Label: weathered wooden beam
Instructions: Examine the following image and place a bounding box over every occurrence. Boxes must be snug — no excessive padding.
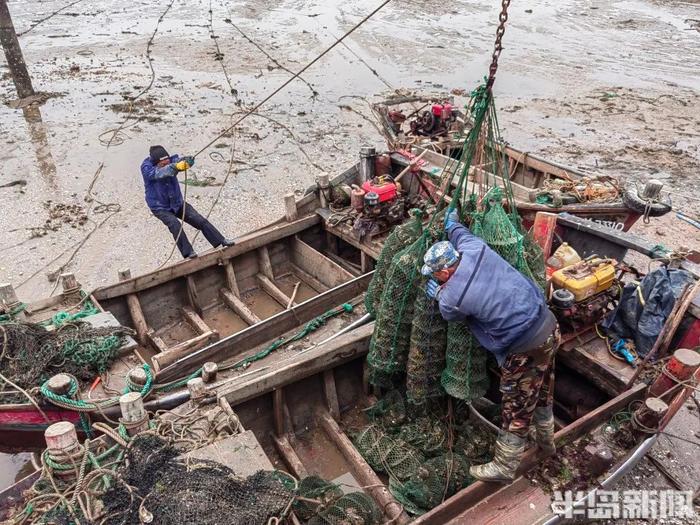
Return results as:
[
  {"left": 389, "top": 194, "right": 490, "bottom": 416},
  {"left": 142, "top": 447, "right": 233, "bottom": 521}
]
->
[
  {"left": 319, "top": 412, "right": 409, "bottom": 524},
  {"left": 93, "top": 215, "right": 320, "bottom": 300},
  {"left": 158, "top": 273, "right": 373, "bottom": 382},
  {"left": 220, "top": 288, "right": 261, "bottom": 325},
  {"left": 292, "top": 236, "right": 353, "bottom": 287},
  {"left": 257, "top": 247, "right": 275, "bottom": 280},
  {"left": 284, "top": 193, "right": 298, "bottom": 222},
  {"left": 223, "top": 261, "right": 241, "bottom": 298},
  {"left": 181, "top": 306, "right": 212, "bottom": 336},
  {"left": 146, "top": 330, "right": 168, "bottom": 354},
  {"left": 360, "top": 252, "right": 375, "bottom": 273},
  {"left": 272, "top": 434, "right": 308, "bottom": 479},
  {"left": 185, "top": 275, "right": 203, "bottom": 316},
  {"left": 323, "top": 370, "right": 340, "bottom": 420},
  {"left": 217, "top": 322, "right": 373, "bottom": 405},
  {"left": 257, "top": 273, "right": 294, "bottom": 308},
  {"left": 288, "top": 264, "right": 329, "bottom": 293},
  {"left": 273, "top": 388, "right": 285, "bottom": 437},
  {"left": 152, "top": 330, "right": 219, "bottom": 372}
]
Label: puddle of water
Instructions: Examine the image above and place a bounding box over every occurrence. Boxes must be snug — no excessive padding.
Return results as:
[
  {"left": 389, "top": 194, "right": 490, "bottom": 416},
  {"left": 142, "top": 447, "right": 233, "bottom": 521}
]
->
[{"left": 0, "top": 453, "right": 35, "bottom": 492}]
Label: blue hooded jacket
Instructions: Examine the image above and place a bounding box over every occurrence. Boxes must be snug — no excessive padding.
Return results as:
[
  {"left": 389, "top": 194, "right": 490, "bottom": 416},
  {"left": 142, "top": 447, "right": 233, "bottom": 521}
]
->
[
  {"left": 438, "top": 223, "right": 550, "bottom": 365},
  {"left": 141, "top": 155, "right": 183, "bottom": 212}
]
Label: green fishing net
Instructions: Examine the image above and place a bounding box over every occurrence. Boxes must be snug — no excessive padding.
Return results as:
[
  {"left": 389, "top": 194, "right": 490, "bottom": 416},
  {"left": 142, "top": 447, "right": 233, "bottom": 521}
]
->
[
  {"left": 366, "top": 233, "right": 429, "bottom": 387},
  {"left": 441, "top": 322, "right": 490, "bottom": 402},
  {"left": 307, "top": 492, "right": 381, "bottom": 525},
  {"left": 389, "top": 452, "right": 472, "bottom": 515},
  {"left": 293, "top": 476, "right": 344, "bottom": 521},
  {"left": 364, "top": 210, "right": 423, "bottom": 317},
  {"left": 353, "top": 425, "right": 426, "bottom": 481},
  {"left": 406, "top": 275, "right": 448, "bottom": 405}
]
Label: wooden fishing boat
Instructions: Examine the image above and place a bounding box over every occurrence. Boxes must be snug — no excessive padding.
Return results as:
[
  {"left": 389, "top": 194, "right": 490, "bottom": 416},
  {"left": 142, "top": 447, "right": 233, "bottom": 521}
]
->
[
  {"left": 2, "top": 209, "right": 698, "bottom": 522},
  {"left": 0, "top": 149, "right": 692, "bottom": 454}
]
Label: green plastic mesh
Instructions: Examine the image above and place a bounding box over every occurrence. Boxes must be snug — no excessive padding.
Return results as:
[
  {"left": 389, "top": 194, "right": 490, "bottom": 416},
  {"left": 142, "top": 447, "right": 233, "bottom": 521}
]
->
[
  {"left": 396, "top": 417, "right": 448, "bottom": 457},
  {"left": 353, "top": 425, "right": 426, "bottom": 481},
  {"left": 294, "top": 476, "right": 344, "bottom": 521},
  {"left": 406, "top": 276, "right": 448, "bottom": 405},
  {"left": 307, "top": 492, "right": 381, "bottom": 525},
  {"left": 366, "top": 234, "right": 429, "bottom": 386},
  {"left": 454, "top": 421, "right": 496, "bottom": 464},
  {"left": 389, "top": 452, "right": 473, "bottom": 515},
  {"left": 365, "top": 211, "right": 423, "bottom": 317},
  {"left": 364, "top": 389, "right": 408, "bottom": 428},
  {"left": 440, "top": 322, "right": 490, "bottom": 402}
]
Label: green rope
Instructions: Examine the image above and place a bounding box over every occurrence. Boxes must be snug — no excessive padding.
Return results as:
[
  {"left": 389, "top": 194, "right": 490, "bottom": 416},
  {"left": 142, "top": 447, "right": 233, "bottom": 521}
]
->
[
  {"left": 228, "top": 304, "right": 353, "bottom": 370},
  {"left": 41, "top": 364, "right": 154, "bottom": 412},
  {"left": 152, "top": 367, "right": 204, "bottom": 393},
  {"left": 50, "top": 298, "right": 99, "bottom": 327}
]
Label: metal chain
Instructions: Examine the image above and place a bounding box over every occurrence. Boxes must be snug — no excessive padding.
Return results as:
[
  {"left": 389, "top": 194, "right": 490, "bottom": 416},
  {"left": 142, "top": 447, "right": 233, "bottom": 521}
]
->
[{"left": 486, "top": 0, "right": 511, "bottom": 91}]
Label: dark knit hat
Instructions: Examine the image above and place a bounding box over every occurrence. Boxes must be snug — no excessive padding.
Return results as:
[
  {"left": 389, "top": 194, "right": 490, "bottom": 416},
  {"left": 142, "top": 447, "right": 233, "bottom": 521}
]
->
[{"left": 149, "top": 145, "right": 170, "bottom": 163}]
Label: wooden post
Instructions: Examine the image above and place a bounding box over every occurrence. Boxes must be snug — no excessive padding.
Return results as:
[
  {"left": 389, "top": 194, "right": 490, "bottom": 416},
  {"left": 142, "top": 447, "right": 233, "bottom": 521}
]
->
[
  {"left": 224, "top": 261, "right": 241, "bottom": 297},
  {"left": 127, "top": 367, "right": 148, "bottom": 389},
  {"left": 187, "top": 377, "right": 207, "bottom": 404},
  {"left": 273, "top": 388, "right": 285, "bottom": 437},
  {"left": 323, "top": 369, "right": 340, "bottom": 420},
  {"left": 648, "top": 348, "right": 700, "bottom": 398},
  {"left": 119, "top": 269, "right": 149, "bottom": 345},
  {"left": 632, "top": 397, "right": 668, "bottom": 437},
  {"left": 46, "top": 374, "right": 73, "bottom": 395},
  {"left": 60, "top": 273, "right": 80, "bottom": 294},
  {"left": 360, "top": 252, "right": 374, "bottom": 273},
  {"left": 0, "top": 0, "right": 35, "bottom": 100},
  {"left": 0, "top": 282, "right": 25, "bottom": 319},
  {"left": 119, "top": 392, "right": 149, "bottom": 435},
  {"left": 44, "top": 422, "right": 79, "bottom": 454},
  {"left": 318, "top": 174, "right": 330, "bottom": 208},
  {"left": 284, "top": 193, "right": 298, "bottom": 222},
  {"left": 185, "top": 275, "right": 203, "bottom": 316},
  {"left": 202, "top": 362, "right": 218, "bottom": 383},
  {"left": 257, "top": 247, "right": 275, "bottom": 280}
]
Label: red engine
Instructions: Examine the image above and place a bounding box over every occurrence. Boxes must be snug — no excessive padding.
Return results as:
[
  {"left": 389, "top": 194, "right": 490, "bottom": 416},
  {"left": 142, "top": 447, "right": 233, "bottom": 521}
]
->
[{"left": 361, "top": 179, "right": 397, "bottom": 203}]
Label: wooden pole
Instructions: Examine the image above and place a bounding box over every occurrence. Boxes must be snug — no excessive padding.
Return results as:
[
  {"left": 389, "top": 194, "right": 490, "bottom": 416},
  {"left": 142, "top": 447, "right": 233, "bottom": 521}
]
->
[{"left": 0, "top": 0, "right": 35, "bottom": 99}]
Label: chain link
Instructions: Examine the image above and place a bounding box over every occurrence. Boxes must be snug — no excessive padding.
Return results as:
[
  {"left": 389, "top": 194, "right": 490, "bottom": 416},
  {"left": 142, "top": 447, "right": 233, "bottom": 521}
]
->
[{"left": 486, "top": 0, "right": 511, "bottom": 91}]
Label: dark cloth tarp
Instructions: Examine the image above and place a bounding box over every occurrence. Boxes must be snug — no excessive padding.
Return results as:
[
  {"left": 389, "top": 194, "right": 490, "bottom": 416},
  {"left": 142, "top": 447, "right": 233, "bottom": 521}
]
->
[{"left": 602, "top": 267, "right": 694, "bottom": 358}]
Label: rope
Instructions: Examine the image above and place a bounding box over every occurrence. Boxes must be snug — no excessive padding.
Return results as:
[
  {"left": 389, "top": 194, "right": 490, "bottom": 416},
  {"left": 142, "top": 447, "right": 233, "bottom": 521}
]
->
[
  {"left": 192, "top": 0, "right": 392, "bottom": 158},
  {"left": 40, "top": 364, "right": 153, "bottom": 413},
  {"left": 222, "top": 303, "right": 353, "bottom": 371}
]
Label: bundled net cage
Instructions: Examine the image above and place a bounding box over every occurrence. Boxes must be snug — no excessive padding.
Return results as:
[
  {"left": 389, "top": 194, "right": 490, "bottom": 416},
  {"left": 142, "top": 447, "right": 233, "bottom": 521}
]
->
[
  {"left": 389, "top": 452, "right": 473, "bottom": 515},
  {"left": 366, "top": 234, "right": 429, "bottom": 387},
  {"left": 440, "top": 321, "right": 490, "bottom": 402},
  {"left": 353, "top": 425, "right": 426, "bottom": 481},
  {"left": 454, "top": 420, "right": 496, "bottom": 464},
  {"left": 396, "top": 416, "right": 448, "bottom": 457},
  {"left": 293, "top": 476, "right": 344, "bottom": 521},
  {"left": 364, "top": 210, "right": 423, "bottom": 317},
  {"left": 406, "top": 275, "right": 448, "bottom": 405},
  {"left": 307, "top": 492, "right": 381, "bottom": 525},
  {"left": 100, "top": 435, "right": 294, "bottom": 525},
  {"left": 0, "top": 321, "right": 132, "bottom": 402}
]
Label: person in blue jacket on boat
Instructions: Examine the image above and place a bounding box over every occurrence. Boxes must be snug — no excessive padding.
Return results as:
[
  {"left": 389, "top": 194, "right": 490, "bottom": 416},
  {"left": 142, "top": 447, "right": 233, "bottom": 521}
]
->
[
  {"left": 422, "top": 209, "right": 560, "bottom": 483},
  {"left": 141, "top": 145, "right": 235, "bottom": 258}
]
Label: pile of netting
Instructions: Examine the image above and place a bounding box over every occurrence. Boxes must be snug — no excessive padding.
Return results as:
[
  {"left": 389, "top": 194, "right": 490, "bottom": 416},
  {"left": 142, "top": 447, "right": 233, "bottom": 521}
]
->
[
  {"left": 99, "top": 434, "right": 296, "bottom": 525},
  {"left": 0, "top": 320, "right": 134, "bottom": 403},
  {"left": 351, "top": 391, "right": 495, "bottom": 515},
  {"left": 365, "top": 81, "right": 547, "bottom": 404}
]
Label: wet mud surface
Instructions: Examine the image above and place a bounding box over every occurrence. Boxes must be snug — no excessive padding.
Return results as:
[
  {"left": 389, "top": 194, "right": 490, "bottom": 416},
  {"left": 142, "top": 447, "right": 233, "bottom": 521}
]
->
[{"left": 0, "top": 0, "right": 698, "bottom": 498}]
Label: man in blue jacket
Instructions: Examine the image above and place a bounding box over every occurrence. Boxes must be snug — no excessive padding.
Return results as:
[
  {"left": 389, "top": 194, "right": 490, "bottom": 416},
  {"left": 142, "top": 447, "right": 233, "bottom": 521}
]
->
[
  {"left": 141, "top": 145, "right": 235, "bottom": 258},
  {"left": 423, "top": 210, "right": 560, "bottom": 482}
]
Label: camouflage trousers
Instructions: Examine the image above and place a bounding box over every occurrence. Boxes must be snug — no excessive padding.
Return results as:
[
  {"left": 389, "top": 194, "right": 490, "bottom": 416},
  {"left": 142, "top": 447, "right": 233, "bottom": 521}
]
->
[{"left": 500, "top": 325, "right": 561, "bottom": 438}]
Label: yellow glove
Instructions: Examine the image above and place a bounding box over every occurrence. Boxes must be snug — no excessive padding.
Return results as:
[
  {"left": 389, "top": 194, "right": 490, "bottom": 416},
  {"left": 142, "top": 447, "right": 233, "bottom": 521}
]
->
[{"left": 175, "top": 160, "right": 189, "bottom": 171}]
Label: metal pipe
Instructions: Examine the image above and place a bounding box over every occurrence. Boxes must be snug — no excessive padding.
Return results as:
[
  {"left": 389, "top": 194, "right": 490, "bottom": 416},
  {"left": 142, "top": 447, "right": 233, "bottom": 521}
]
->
[
  {"left": 541, "top": 434, "right": 658, "bottom": 525},
  {"left": 359, "top": 146, "right": 376, "bottom": 182},
  {"left": 310, "top": 313, "right": 372, "bottom": 349}
]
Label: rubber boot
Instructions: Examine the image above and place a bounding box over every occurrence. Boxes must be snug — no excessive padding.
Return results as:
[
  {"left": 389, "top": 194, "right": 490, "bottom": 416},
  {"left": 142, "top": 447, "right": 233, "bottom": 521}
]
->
[
  {"left": 533, "top": 405, "right": 556, "bottom": 456},
  {"left": 469, "top": 431, "right": 526, "bottom": 483}
]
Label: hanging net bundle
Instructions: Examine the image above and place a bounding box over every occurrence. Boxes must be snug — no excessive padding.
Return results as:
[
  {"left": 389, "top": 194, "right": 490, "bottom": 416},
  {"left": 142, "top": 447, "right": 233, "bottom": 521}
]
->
[
  {"left": 441, "top": 321, "right": 490, "bottom": 402},
  {"left": 353, "top": 424, "right": 426, "bottom": 481}
]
